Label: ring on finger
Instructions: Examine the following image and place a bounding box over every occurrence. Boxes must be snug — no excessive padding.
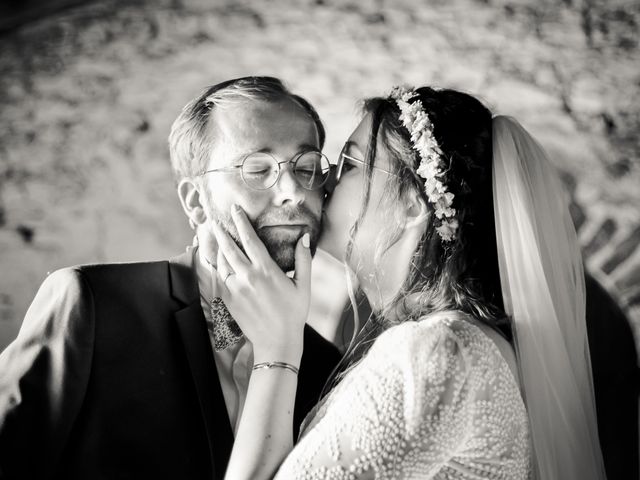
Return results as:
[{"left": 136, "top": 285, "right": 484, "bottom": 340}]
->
[{"left": 222, "top": 271, "right": 235, "bottom": 284}]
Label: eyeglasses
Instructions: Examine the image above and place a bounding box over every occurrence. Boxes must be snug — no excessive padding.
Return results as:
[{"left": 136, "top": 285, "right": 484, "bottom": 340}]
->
[
  {"left": 336, "top": 144, "right": 396, "bottom": 183},
  {"left": 200, "top": 150, "right": 332, "bottom": 191}
]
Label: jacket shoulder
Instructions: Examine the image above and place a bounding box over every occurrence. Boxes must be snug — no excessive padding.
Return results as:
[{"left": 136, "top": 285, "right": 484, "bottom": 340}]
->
[
  {"left": 73, "top": 259, "right": 170, "bottom": 276},
  {"left": 70, "top": 260, "right": 172, "bottom": 292}
]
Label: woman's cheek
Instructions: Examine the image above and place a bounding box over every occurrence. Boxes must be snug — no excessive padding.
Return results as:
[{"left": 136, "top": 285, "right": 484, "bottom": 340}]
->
[{"left": 319, "top": 183, "right": 359, "bottom": 257}]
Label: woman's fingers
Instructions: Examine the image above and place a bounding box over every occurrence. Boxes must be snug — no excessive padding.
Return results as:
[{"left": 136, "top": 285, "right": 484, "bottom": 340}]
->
[
  {"left": 293, "top": 233, "right": 312, "bottom": 295},
  {"left": 230, "top": 205, "right": 270, "bottom": 265},
  {"left": 216, "top": 246, "right": 232, "bottom": 300},
  {"left": 211, "top": 219, "right": 249, "bottom": 272}
]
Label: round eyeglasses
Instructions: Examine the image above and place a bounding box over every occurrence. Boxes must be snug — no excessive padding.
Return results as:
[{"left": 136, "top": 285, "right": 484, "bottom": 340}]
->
[{"left": 200, "top": 150, "right": 332, "bottom": 191}]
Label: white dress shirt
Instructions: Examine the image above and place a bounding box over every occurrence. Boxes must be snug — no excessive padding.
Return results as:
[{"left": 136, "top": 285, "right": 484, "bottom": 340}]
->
[{"left": 195, "top": 247, "right": 253, "bottom": 434}]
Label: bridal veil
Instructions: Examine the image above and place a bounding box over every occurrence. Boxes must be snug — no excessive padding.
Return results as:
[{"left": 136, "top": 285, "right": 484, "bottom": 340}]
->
[{"left": 492, "top": 116, "right": 607, "bottom": 479}]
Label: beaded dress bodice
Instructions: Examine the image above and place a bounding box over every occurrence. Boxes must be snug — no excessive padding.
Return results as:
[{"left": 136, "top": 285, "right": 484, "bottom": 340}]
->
[{"left": 275, "top": 313, "right": 532, "bottom": 479}]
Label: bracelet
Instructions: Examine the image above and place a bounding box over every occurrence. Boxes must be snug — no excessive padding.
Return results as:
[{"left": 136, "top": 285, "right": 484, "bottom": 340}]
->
[{"left": 252, "top": 361, "right": 299, "bottom": 375}]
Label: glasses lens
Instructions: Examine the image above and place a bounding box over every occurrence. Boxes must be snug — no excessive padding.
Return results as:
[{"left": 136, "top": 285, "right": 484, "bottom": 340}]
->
[
  {"left": 241, "top": 153, "right": 278, "bottom": 190},
  {"left": 294, "top": 151, "right": 330, "bottom": 190}
]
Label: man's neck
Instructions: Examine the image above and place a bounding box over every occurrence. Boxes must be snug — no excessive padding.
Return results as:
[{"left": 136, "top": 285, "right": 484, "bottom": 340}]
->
[{"left": 195, "top": 246, "right": 216, "bottom": 301}]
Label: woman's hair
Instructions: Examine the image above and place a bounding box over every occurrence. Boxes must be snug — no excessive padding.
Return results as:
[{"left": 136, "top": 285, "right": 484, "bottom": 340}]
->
[{"left": 335, "top": 87, "right": 509, "bottom": 377}]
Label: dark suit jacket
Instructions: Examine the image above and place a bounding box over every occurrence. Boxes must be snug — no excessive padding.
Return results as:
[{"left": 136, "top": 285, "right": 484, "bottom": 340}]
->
[{"left": 0, "top": 251, "right": 341, "bottom": 480}]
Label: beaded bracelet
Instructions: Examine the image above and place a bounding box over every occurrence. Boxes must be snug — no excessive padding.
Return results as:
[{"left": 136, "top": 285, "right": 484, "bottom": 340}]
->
[{"left": 252, "top": 361, "right": 299, "bottom": 375}]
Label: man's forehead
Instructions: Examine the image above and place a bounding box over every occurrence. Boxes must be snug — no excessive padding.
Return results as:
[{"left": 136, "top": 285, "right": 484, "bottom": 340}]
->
[{"left": 208, "top": 97, "right": 318, "bottom": 151}]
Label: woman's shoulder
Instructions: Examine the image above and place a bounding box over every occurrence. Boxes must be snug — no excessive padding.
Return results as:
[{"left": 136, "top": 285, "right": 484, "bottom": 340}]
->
[
  {"left": 368, "top": 311, "right": 507, "bottom": 373},
  {"left": 372, "top": 311, "right": 476, "bottom": 352}
]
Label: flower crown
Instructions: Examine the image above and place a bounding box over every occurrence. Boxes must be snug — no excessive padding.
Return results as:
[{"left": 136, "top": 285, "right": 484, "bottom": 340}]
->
[{"left": 389, "top": 86, "right": 458, "bottom": 243}]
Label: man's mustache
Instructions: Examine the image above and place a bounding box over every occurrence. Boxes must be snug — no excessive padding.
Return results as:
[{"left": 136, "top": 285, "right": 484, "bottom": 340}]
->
[{"left": 255, "top": 205, "right": 321, "bottom": 228}]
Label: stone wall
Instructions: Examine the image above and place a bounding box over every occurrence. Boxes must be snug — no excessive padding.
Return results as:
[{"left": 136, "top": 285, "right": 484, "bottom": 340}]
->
[{"left": 0, "top": 0, "right": 639, "bottom": 351}]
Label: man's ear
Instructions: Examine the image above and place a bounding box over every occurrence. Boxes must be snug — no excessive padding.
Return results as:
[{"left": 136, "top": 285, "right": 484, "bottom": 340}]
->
[
  {"left": 177, "top": 178, "right": 207, "bottom": 229},
  {"left": 404, "top": 191, "right": 429, "bottom": 230}
]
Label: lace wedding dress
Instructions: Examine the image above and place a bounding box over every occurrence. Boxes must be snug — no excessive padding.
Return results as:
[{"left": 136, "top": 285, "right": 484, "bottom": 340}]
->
[{"left": 276, "top": 312, "right": 531, "bottom": 479}]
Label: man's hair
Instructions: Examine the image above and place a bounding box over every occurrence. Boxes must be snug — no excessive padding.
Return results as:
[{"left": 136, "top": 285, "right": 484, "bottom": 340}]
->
[{"left": 168, "top": 76, "right": 326, "bottom": 181}]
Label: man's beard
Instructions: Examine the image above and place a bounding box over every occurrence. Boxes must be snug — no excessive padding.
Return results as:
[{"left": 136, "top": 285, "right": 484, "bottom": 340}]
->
[{"left": 205, "top": 199, "right": 321, "bottom": 272}]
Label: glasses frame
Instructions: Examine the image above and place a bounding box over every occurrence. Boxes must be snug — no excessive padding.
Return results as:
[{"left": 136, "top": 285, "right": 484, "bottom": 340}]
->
[
  {"left": 336, "top": 145, "right": 397, "bottom": 183},
  {"left": 200, "top": 149, "right": 331, "bottom": 191}
]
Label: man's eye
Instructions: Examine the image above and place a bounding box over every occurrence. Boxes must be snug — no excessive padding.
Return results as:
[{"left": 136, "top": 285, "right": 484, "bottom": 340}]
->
[{"left": 243, "top": 164, "right": 273, "bottom": 176}]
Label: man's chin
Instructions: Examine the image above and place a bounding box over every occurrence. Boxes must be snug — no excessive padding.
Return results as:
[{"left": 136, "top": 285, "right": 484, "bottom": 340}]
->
[
  {"left": 268, "top": 244, "right": 297, "bottom": 272},
  {"left": 259, "top": 227, "right": 318, "bottom": 272}
]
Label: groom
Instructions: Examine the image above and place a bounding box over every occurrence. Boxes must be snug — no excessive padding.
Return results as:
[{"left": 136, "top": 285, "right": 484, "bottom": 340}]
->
[{"left": 0, "top": 77, "right": 341, "bottom": 480}]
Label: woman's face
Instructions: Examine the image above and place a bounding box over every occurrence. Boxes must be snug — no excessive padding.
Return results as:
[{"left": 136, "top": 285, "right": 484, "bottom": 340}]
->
[{"left": 318, "top": 113, "right": 394, "bottom": 272}]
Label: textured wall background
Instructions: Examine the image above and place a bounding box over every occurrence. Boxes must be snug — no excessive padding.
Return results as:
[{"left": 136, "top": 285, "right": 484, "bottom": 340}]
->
[{"left": 0, "top": 0, "right": 639, "bottom": 351}]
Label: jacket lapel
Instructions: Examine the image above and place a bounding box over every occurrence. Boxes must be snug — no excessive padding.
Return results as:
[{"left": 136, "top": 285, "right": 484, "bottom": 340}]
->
[{"left": 170, "top": 249, "right": 234, "bottom": 480}]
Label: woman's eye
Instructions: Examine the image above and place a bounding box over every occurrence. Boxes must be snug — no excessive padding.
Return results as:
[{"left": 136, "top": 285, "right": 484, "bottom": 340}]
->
[
  {"left": 342, "top": 162, "right": 356, "bottom": 173},
  {"left": 340, "top": 155, "right": 361, "bottom": 173}
]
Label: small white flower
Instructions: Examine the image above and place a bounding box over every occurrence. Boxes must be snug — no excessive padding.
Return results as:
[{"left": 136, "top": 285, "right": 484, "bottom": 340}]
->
[
  {"left": 413, "top": 136, "right": 430, "bottom": 156},
  {"left": 435, "top": 219, "right": 459, "bottom": 242},
  {"left": 442, "top": 191, "right": 455, "bottom": 207},
  {"left": 411, "top": 115, "right": 429, "bottom": 136},
  {"left": 424, "top": 177, "right": 446, "bottom": 201},
  {"left": 416, "top": 160, "right": 440, "bottom": 180},
  {"left": 434, "top": 195, "right": 455, "bottom": 219}
]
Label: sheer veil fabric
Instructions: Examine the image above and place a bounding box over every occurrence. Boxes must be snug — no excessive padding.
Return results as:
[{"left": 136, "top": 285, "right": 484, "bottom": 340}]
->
[{"left": 492, "top": 116, "right": 607, "bottom": 479}]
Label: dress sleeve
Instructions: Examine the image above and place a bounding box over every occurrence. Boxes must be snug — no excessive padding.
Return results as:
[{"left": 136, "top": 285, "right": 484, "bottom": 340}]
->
[
  {"left": 0, "top": 268, "right": 95, "bottom": 479},
  {"left": 275, "top": 317, "right": 474, "bottom": 479}
]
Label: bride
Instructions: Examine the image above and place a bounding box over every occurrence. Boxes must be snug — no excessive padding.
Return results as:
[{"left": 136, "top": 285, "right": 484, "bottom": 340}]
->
[{"left": 210, "top": 86, "right": 607, "bottom": 479}]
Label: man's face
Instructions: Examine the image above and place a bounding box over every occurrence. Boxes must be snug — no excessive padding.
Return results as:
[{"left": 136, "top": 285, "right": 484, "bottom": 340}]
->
[{"left": 200, "top": 97, "right": 324, "bottom": 272}]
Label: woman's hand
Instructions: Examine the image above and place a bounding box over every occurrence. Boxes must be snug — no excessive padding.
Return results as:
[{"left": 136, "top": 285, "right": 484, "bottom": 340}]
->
[
  {"left": 214, "top": 206, "right": 309, "bottom": 480},
  {"left": 211, "top": 204, "right": 312, "bottom": 366}
]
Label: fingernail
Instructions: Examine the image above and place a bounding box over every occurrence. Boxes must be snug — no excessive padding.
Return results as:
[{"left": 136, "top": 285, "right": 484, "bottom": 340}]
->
[
  {"left": 302, "top": 233, "right": 310, "bottom": 248},
  {"left": 232, "top": 204, "right": 241, "bottom": 214}
]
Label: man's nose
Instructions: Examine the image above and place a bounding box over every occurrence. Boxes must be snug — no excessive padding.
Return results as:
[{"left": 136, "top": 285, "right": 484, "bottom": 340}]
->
[{"left": 272, "top": 165, "right": 305, "bottom": 206}]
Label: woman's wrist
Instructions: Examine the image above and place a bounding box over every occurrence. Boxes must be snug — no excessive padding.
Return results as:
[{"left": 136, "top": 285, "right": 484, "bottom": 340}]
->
[
  {"left": 252, "top": 361, "right": 299, "bottom": 375},
  {"left": 252, "top": 340, "right": 303, "bottom": 367}
]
